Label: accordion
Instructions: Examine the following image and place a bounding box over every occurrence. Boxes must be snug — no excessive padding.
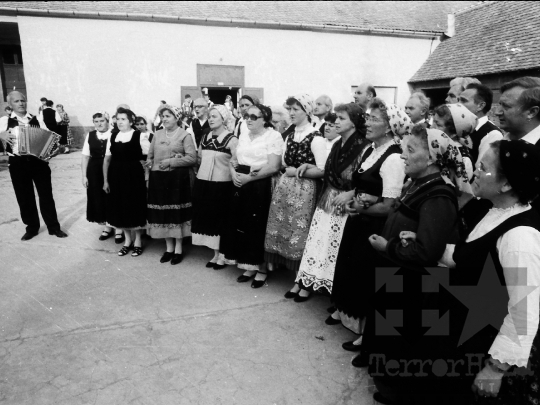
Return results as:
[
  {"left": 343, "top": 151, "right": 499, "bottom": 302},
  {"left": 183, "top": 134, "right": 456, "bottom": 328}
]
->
[{"left": 18, "top": 126, "right": 61, "bottom": 160}]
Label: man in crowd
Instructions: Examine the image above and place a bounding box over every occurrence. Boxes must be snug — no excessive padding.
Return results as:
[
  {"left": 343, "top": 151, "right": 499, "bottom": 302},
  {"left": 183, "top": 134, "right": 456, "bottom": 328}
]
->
[
  {"left": 38, "top": 97, "right": 47, "bottom": 114},
  {"left": 188, "top": 98, "right": 210, "bottom": 147},
  {"left": 234, "top": 95, "right": 257, "bottom": 137},
  {"left": 313, "top": 95, "right": 332, "bottom": 134},
  {"left": 458, "top": 83, "right": 503, "bottom": 163},
  {"left": 405, "top": 92, "right": 430, "bottom": 126},
  {"left": 182, "top": 94, "right": 193, "bottom": 118},
  {"left": 445, "top": 76, "right": 481, "bottom": 104},
  {"left": 0, "top": 91, "right": 67, "bottom": 240},
  {"left": 202, "top": 88, "right": 214, "bottom": 109},
  {"left": 353, "top": 83, "right": 376, "bottom": 110},
  {"left": 39, "top": 99, "right": 61, "bottom": 133},
  {"left": 153, "top": 100, "right": 166, "bottom": 131}
]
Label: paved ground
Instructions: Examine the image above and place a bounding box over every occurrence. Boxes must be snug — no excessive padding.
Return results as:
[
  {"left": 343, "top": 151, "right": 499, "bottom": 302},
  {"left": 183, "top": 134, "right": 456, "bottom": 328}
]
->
[{"left": 0, "top": 152, "right": 375, "bottom": 405}]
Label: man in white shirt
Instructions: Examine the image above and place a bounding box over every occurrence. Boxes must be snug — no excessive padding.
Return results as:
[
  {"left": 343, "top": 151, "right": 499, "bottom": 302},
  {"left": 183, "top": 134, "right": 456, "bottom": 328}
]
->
[
  {"left": 458, "top": 83, "right": 503, "bottom": 164},
  {"left": 353, "top": 83, "right": 376, "bottom": 110},
  {"left": 0, "top": 91, "right": 67, "bottom": 240},
  {"left": 188, "top": 98, "right": 210, "bottom": 147},
  {"left": 313, "top": 95, "right": 332, "bottom": 134},
  {"left": 405, "top": 92, "right": 430, "bottom": 126}
]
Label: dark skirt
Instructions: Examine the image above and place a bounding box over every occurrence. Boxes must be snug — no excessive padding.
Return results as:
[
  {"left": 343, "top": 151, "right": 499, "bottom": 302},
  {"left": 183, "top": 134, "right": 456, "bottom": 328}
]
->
[
  {"left": 191, "top": 179, "right": 234, "bottom": 249},
  {"left": 86, "top": 157, "right": 107, "bottom": 224},
  {"left": 57, "top": 125, "right": 68, "bottom": 145},
  {"left": 220, "top": 170, "right": 272, "bottom": 270},
  {"left": 331, "top": 214, "right": 387, "bottom": 320},
  {"left": 106, "top": 160, "right": 147, "bottom": 229},
  {"left": 147, "top": 168, "right": 192, "bottom": 239}
]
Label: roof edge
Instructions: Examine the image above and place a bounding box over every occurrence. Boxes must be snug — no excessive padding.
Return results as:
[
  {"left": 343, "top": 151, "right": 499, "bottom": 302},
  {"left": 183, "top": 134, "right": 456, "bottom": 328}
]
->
[
  {"left": 0, "top": 6, "right": 444, "bottom": 38},
  {"left": 454, "top": 1, "right": 494, "bottom": 16}
]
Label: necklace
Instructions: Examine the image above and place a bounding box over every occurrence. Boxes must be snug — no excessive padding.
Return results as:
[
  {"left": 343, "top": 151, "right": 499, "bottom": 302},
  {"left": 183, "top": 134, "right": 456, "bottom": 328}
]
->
[
  {"left": 403, "top": 177, "right": 440, "bottom": 198},
  {"left": 165, "top": 127, "right": 179, "bottom": 138}
]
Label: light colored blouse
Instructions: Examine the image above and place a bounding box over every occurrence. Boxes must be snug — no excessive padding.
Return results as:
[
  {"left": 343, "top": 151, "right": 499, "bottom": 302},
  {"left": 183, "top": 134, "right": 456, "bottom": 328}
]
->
[
  {"left": 325, "top": 136, "right": 341, "bottom": 157},
  {"left": 197, "top": 131, "right": 238, "bottom": 182},
  {"left": 148, "top": 129, "right": 196, "bottom": 171},
  {"left": 358, "top": 141, "right": 406, "bottom": 199},
  {"left": 105, "top": 129, "right": 151, "bottom": 156},
  {"left": 282, "top": 122, "right": 327, "bottom": 170},
  {"left": 236, "top": 127, "right": 284, "bottom": 167},
  {"left": 441, "top": 203, "right": 540, "bottom": 367},
  {"left": 82, "top": 129, "right": 111, "bottom": 156}
]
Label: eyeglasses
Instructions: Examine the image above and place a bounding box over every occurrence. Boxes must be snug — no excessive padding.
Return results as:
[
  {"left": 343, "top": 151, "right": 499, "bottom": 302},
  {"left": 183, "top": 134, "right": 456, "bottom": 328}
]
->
[
  {"left": 194, "top": 105, "right": 206, "bottom": 109},
  {"left": 366, "top": 116, "right": 385, "bottom": 123},
  {"left": 243, "top": 114, "right": 262, "bottom": 121}
]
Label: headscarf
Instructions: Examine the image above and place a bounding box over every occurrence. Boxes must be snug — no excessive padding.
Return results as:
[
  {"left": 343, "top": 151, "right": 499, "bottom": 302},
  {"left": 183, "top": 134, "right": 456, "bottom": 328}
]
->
[
  {"left": 291, "top": 93, "right": 315, "bottom": 119},
  {"left": 427, "top": 128, "right": 473, "bottom": 196},
  {"left": 209, "top": 104, "right": 234, "bottom": 132},
  {"left": 499, "top": 140, "right": 540, "bottom": 204},
  {"left": 386, "top": 104, "right": 413, "bottom": 139},
  {"left": 159, "top": 104, "right": 182, "bottom": 120},
  {"left": 446, "top": 103, "right": 477, "bottom": 149},
  {"left": 93, "top": 110, "right": 110, "bottom": 122}
]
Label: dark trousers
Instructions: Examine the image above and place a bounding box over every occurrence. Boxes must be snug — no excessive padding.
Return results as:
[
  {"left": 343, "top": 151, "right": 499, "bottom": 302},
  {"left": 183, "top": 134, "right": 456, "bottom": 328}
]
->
[{"left": 8, "top": 155, "right": 60, "bottom": 234}]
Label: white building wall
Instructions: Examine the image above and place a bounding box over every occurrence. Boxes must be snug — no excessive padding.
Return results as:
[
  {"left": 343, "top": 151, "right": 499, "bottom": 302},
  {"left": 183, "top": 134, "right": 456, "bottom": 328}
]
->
[{"left": 17, "top": 15, "right": 439, "bottom": 127}]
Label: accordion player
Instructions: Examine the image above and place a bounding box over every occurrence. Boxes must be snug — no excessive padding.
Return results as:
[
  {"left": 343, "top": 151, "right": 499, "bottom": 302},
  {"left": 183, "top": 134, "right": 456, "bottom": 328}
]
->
[{"left": 17, "top": 125, "right": 61, "bottom": 160}]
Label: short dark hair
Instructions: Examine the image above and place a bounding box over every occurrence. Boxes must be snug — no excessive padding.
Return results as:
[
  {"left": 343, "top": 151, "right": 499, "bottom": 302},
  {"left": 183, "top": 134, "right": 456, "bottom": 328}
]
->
[
  {"left": 160, "top": 100, "right": 166, "bottom": 104},
  {"left": 5, "top": 106, "right": 12, "bottom": 111},
  {"left": 45, "top": 100, "right": 53, "bottom": 107},
  {"left": 433, "top": 104, "right": 456, "bottom": 135},
  {"left": 92, "top": 112, "right": 109, "bottom": 121},
  {"left": 248, "top": 104, "right": 274, "bottom": 128},
  {"left": 40, "top": 97, "right": 47, "bottom": 102},
  {"left": 116, "top": 107, "right": 136, "bottom": 124},
  {"left": 324, "top": 112, "right": 337, "bottom": 124},
  {"left": 366, "top": 85, "right": 377, "bottom": 98},
  {"left": 500, "top": 76, "right": 540, "bottom": 94},
  {"left": 135, "top": 116, "right": 147, "bottom": 125},
  {"left": 334, "top": 102, "right": 367, "bottom": 137},
  {"left": 240, "top": 95, "right": 256, "bottom": 105},
  {"left": 185, "top": 94, "right": 191, "bottom": 98},
  {"left": 519, "top": 87, "right": 540, "bottom": 118},
  {"left": 466, "top": 83, "right": 493, "bottom": 114}
]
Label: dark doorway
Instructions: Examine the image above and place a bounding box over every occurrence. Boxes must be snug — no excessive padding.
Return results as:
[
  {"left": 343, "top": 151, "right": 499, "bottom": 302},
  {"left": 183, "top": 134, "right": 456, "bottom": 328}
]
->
[
  {"left": 423, "top": 88, "right": 449, "bottom": 109},
  {"left": 205, "top": 87, "right": 240, "bottom": 108}
]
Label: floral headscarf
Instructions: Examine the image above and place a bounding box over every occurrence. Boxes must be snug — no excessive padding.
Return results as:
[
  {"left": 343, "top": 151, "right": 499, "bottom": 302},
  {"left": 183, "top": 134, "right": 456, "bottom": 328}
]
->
[
  {"left": 427, "top": 128, "right": 473, "bottom": 196},
  {"left": 209, "top": 104, "right": 234, "bottom": 132},
  {"left": 93, "top": 110, "right": 110, "bottom": 122},
  {"left": 159, "top": 104, "right": 182, "bottom": 120},
  {"left": 291, "top": 93, "right": 315, "bottom": 118},
  {"left": 386, "top": 104, "right": 413, "bottom": 140},
  {"left": 446, "top": 103, "right": 477, "bottom": 149}
]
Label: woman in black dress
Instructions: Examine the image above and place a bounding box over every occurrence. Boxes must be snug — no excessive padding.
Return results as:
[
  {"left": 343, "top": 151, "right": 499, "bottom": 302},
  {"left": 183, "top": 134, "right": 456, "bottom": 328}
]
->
[{"left": 103, "top": 108, "right": 149, "bottom": 257}]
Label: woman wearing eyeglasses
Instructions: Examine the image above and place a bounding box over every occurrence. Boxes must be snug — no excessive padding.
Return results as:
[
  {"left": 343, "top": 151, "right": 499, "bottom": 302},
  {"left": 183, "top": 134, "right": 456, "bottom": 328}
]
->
[
  {"left": 219, "top": 104, "right": 284, "bottom": 288},
  {"left": 264, "top": 94, "right": 326, "bottom": 291}
]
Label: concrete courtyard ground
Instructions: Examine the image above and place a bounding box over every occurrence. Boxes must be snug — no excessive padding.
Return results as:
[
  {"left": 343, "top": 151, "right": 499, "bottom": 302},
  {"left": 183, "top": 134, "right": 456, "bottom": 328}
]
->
[{"left": 0, "top": 151, "right": 375, "bottom": 405}]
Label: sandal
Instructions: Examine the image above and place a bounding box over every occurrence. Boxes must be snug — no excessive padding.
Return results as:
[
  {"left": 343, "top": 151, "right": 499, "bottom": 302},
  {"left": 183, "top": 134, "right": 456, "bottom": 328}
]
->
[
  {"left": 118, "top": 244, "right": 132, "bottom": 256},
  {"left": 131, "top": 246, "right": 143, "bottom": 257},
  {"left": 99, "top": 230, "right": 114, "bottom": 241}
]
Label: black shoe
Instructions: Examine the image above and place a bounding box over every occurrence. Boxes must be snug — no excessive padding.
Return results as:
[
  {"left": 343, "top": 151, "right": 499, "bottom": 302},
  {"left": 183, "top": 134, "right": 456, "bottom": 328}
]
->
[
  {"left": 160, "top": 252, "right": 173, "bottom": 263},
  {"left": 327, "top": 306, "right": 336, "bottom": 314},
  {"left": 21, "top": 232, "right": 38, "bottom": 241},
  {"left": 325, "top": 315, "right": 341, "bottom": 325},
  {"left": 342, "top": 340, "right": 363, "bottom": 352},
  {"left": 49, "top": 229, "right": 68, "bottom": 238},
  {"left": 115, "top": 234, "right": 125, "bottom": 244},
  {"left": 213, "top": 264, "right": 227, "bottom": 270},
  {"left": 118, "top": 244, "right": 133, "bottom": 256},
  {"left": 206, "top": 261, "right": 216, "bottom": 268},
  {"left": 99, "top": 230, "right": 114, "bottom": 241},
  {"left": 373, "top": 392, "right": 394, "bottom": 405},
  {"left": 352, "top": 352, "right": 369, "bottom": 368},
  {"left": 294, "top": 292, "right": 311, "bottom": 303},
  {"left": 171, "top": 253, "right": 183, "bottom": 265},
  {"left": 237, "top": 273, "right": 256, "bottom": 283},
  {"left": 284, "top": 290, "right": 298, "bottom": 299},
  {"left": 251, "top": 273, "right": 267, "bottom": 289}
]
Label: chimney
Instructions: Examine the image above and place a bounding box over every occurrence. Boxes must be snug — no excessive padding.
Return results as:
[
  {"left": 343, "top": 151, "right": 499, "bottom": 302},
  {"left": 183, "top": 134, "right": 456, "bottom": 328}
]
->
[{"left": 445, "top": 14, "right": 455, "bottom": 37}]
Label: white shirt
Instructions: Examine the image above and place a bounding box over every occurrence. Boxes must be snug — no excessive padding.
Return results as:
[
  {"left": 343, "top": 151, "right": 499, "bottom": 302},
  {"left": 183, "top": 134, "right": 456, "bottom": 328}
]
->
[
  {"left": 325, "top": 136, "right": 341, "bottom": 157},
  {"left": 282, "top": 123, "right": 327, "bottom": 170},
  {"left": 105, "top": 130, "right": 151, "bottom": 156},
  {"left": 358, "top": 141, "right": 406, "bottom": 198},
  {"left": 236, "top": 128, "right": 284, "bottom": 167},
  {"left": 38, "top": 107, "right": 62, "bottom": 124},
  {"left": 441, "top": 204, "right": 540, "bottom": 367},
  {"left": 81, "top": 129, "right": 111, "bottom": 156},
  {"left": 520, "top": 123, "right": 540, "bottom": 145},
  {"left": 0, "top": 112, "right": 47, "bottom": 155},
  {"left": 476, "top": 116, "right": 503, "bottom": 160}
]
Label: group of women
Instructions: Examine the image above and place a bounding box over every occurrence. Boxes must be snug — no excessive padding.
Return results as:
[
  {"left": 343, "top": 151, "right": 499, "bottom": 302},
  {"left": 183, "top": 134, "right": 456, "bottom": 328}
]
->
[{"left": 80, "top": 91, "right": 540, "bottom": 404}]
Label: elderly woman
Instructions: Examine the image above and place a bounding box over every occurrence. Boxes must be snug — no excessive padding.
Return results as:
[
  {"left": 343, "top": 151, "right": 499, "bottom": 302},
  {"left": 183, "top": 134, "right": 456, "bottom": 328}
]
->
[
  {"left": 329, "top": 101, "right": 410, "bottom": 349},
  {"left": 429, "top": 140, "right": 540, "bottom": 404},
  {"left": 294, "top": 103, "right": 369, "bottom": 302},
  {"left": 264, "top": 94, "right": 326, "bottom": 289},
  {"left": 103, "top": 108, "right": 150, "bottom": 256},
  {"left": 367, "top": 126, "right": 472, "bottom": 405},
  {"left": 192, "top": 105, "right": 238, "bottom": 269},
  {"left": 81, "top": 111, "right": 123, "bottom": 241},
  {"left": 270, "top": 105, "right": 292, "bottom": 136},
  {"left": 56, "top": 104, "right": 73, "bottom": 154},
  {"left": 146, "top": 105, "right": 196, "bottom": 265},
  {"left": 219, "top": 104, "right": 284, "bottom": 287}
]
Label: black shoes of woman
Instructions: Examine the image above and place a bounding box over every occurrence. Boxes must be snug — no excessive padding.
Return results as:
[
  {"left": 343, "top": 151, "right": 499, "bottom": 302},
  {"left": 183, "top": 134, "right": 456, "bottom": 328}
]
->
[
  {"left": 118, "top": 244, "right": 133, "bottom": 256},
  {"left": 284, "top": 290, "right": 298, "bottom": 299},
  {"left": 115, "top": 234, "right": 125, "bottom": 244},
  {"left": 342, "top": 340, "right": 363, "bottom": 352},
  {"left": 237, "top": 272, "right": 256, "bottom": 283},
  {"left": 161, "top": 252, "right": 174, "bottom": 263},
  {"left": 205, "top": 261, "right": 216, "bottom": 268},
  {"left": 251, "top": 272, "right": 267, "bottom": 289},
  {"left": 207, "top": 261, "right": 227, "bottom": 270},
  {"left": 294, "top": 291, "right": 311, "bottom": 303},
  {"left": 99, "top": 230, "right": 113, "bottom": 241},
  {"left": 131, "top": 247, "right": 143, "bottom": 257},
  {"left": 171, "top": 253, "right": 183, "bottom": 265},
  {"left": 325, "top": 315, "right": 341, "bottom": 325}
]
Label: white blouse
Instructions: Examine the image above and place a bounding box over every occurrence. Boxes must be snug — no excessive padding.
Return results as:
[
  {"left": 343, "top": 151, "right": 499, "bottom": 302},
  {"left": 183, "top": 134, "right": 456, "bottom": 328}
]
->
[
  {"left": 442, "top": 204, "right": 540, "bottom": 367},
  {"left": 326, "top": 136, "right": 341, "bottom": 157},
  {"left": 81, "top": 129, "right": 111, "bottom": 156},
  {"left": 282, "top": 123, "right": 327, "bottom": 170},
  {"left": 105, "top": 130, "right": 151, "bottom": 156},
  {"left": 236, "top": 128, "right": 284, "bottom": 167},
  {"left": 358, "top": 141, "right": 406, "bottom": 199}
]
